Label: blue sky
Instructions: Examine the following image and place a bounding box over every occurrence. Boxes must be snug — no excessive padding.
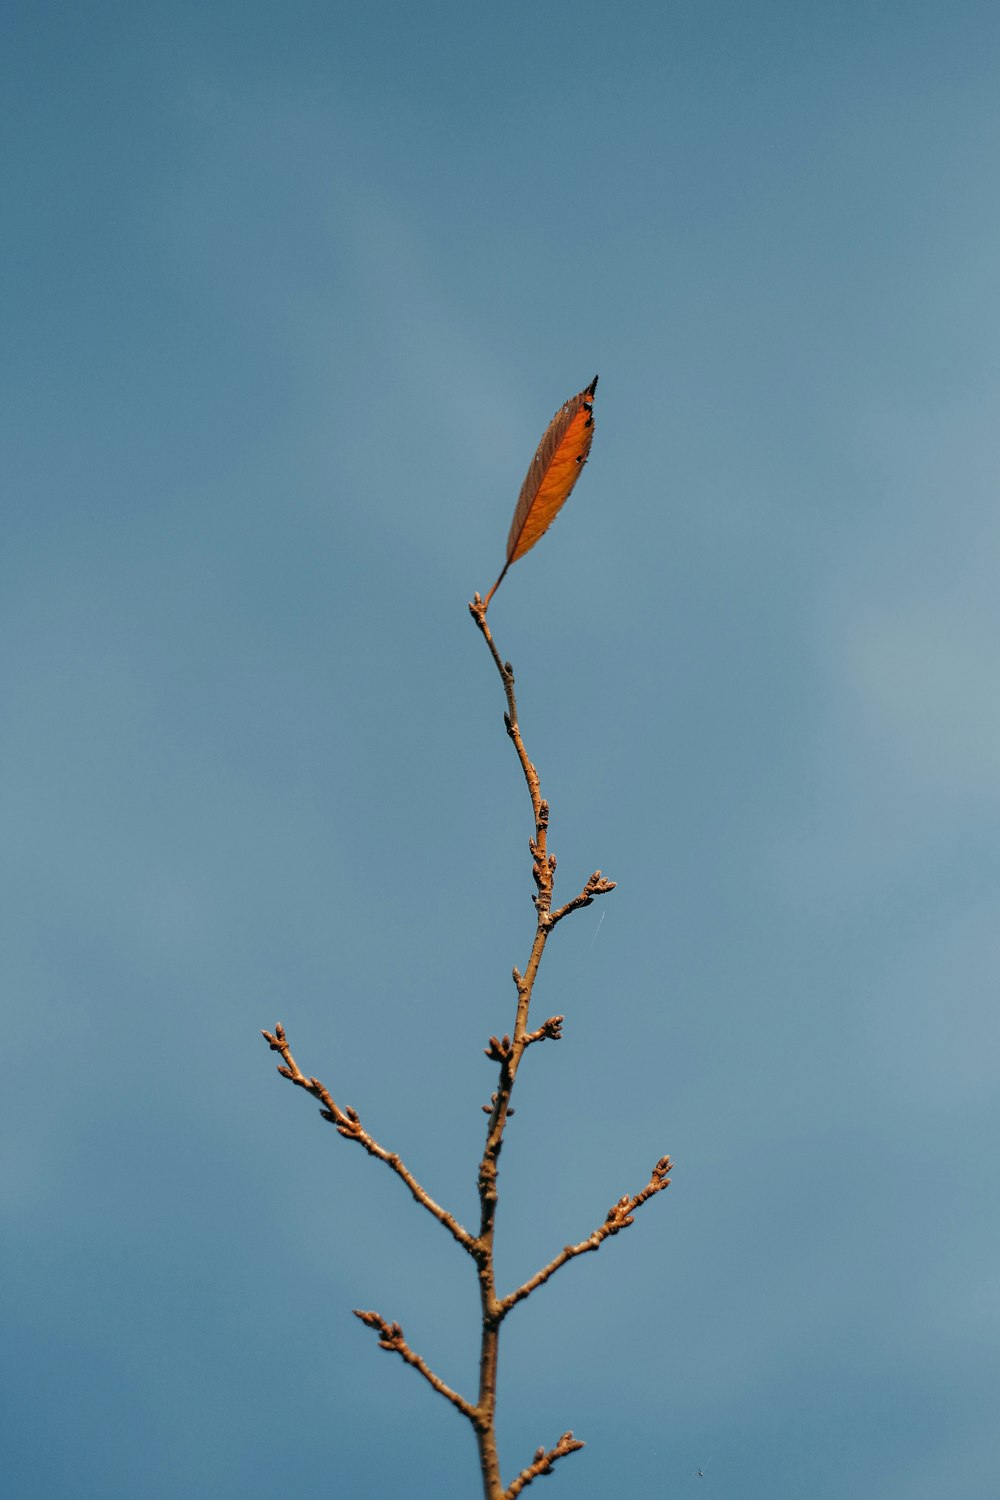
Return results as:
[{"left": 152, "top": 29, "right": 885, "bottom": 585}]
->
[{"left": 4, "top": 2, "right": 1000, "bottom": 1495}]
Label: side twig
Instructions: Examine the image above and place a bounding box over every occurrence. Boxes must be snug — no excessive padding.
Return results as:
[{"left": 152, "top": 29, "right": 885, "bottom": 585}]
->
[
  {"left": 353, "top": 1310, "right": 480, "bottom": 1425},
  {"left": 261, "top": 1023, "right": 477, "bottom": 1255},
  {"left": 499, "top": 1156, "right": 674, "bottom": 1316},
  {"left": 549, "top": 869, "right": 617, "bottom": 927},
  {"left": 505, "top": 1432, "right": 586, "bottom": 1498}
]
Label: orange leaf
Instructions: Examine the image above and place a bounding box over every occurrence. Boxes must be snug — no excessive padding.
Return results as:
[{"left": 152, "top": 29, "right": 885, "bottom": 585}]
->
[{"left": 484, "top": 376, "right": 598, "bottom": 608}]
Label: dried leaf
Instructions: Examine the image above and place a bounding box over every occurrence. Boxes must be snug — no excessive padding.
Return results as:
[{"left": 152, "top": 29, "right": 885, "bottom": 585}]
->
[{"left": 484, "top": 376, "right": 598, "bottom": 608}]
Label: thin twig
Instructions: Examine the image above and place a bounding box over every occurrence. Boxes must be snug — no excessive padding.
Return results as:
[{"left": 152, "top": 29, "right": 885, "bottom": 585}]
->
[
  {"left": 504, "top": 1432, "right": 586, "bottom": 1497},
  {"left": 499, "top": 1157, "right": 673, "bottom": 1316},
  {"left": 354, "top": 1310, "right": 480, "bottom": 1425},
  {"left": 261, "top": 1023, "right": 477, "bottom": 1255}
]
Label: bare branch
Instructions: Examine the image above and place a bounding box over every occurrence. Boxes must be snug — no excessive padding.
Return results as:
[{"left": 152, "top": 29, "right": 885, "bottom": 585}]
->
[
  {"left": 266, "top": 397, "right": 665, "bottom": 1498},
  {"left": 504, "top": 1432, "right": 586, "bottom": 1497},
  {"left": 261, "top": 1023, "right": 477, "bottom": 1255},
  {"left": 353, "top": 1310, "right": 480, "bottom": 1426},
  {"left": 499, "top": 1157, "right": 673, "bottom": 1316}
]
